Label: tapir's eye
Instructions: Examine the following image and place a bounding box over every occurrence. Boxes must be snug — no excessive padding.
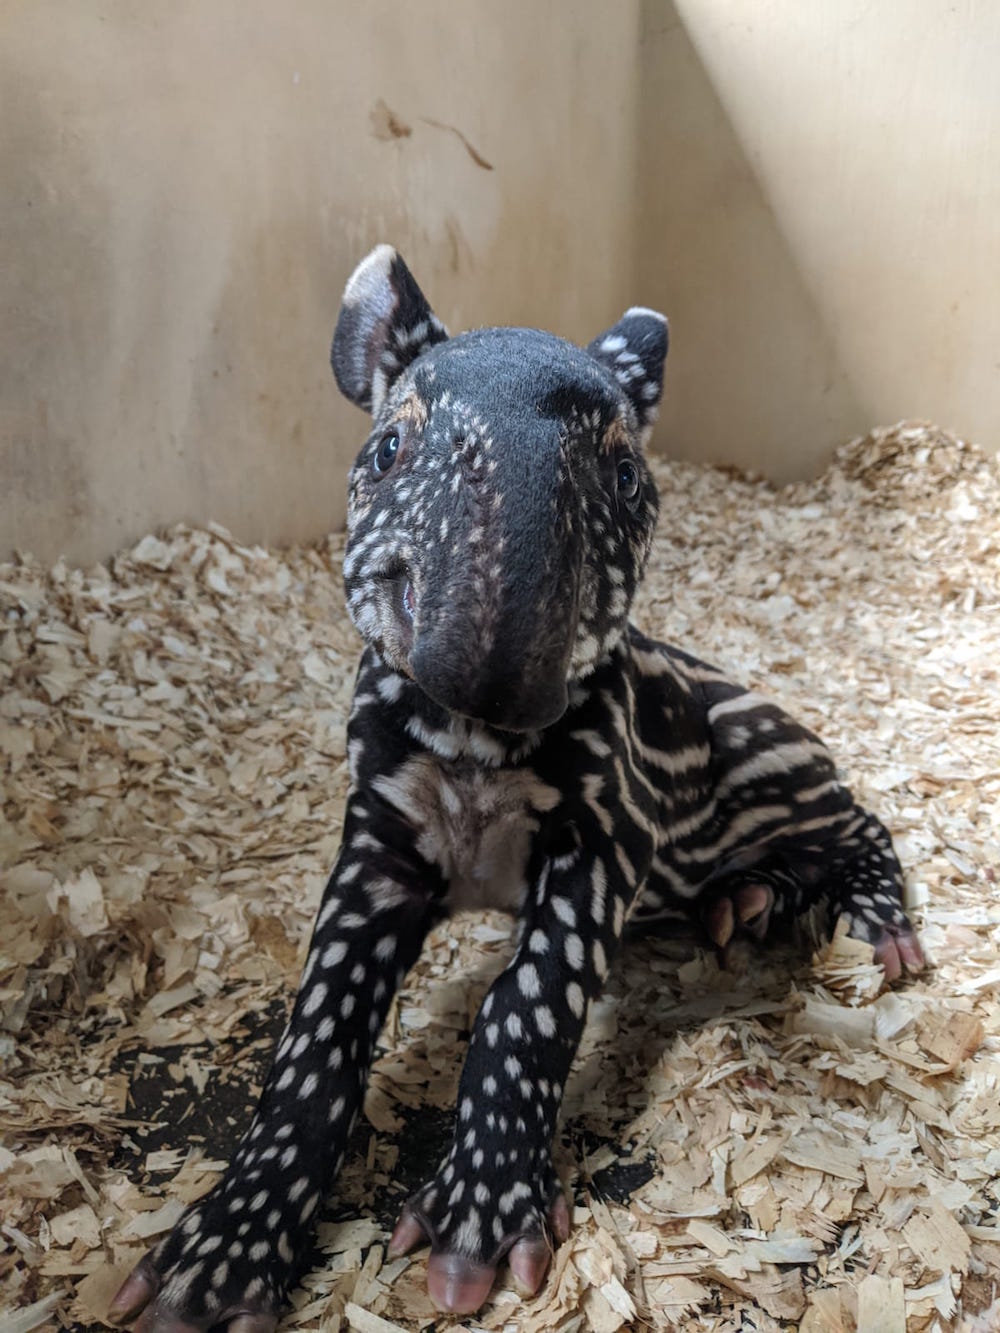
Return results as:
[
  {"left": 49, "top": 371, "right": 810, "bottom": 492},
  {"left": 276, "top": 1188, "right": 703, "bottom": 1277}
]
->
[
  {"left": 616, "top": 456, "right": 640, "bottom": 503},
  {"left": 372, "top": 431, "right": 400, "bottom": 476}
]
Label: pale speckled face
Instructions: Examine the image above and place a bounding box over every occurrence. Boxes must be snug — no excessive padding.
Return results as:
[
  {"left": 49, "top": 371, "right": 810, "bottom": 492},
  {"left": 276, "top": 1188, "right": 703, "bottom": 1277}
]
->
[{"left": 332, "top": 247, "right": 668, "bottom": 732}]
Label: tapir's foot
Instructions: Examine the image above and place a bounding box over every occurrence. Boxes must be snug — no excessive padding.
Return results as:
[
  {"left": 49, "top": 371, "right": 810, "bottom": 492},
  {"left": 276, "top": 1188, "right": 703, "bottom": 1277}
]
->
[
  {"left": 107, "top": 1179, "right": 297, "bottom": 1332},
  {"left": 836, "top": 900, "right": 926, "bottom": 983},
  {"left": 703, "top": 882, "right": 775, "bottom": 950},
  {"left": 388, "top": 1172, "right": 571, "bottom": 1314},
  {"left": 703, "top": 864, "right": 925, "bottom": 989},
  {"left": 108, "top": 1253, "right": 280, "bottom": 1333}
]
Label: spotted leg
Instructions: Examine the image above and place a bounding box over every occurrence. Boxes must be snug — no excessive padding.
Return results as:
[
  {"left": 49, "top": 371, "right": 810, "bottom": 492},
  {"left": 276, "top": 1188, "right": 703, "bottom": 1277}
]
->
[
  {"left": 109, "top": 795, "right": 437, "bottom": 1333},
  {"left": 388, "top": 838, "right": 643, "bottom": 1315}
]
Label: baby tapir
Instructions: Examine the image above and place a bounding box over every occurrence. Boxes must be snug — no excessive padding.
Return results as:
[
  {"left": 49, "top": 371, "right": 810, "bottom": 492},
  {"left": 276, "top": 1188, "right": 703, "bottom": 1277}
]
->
[{"left": 111, "top": 246, "right": 923, "bottom": 1330}]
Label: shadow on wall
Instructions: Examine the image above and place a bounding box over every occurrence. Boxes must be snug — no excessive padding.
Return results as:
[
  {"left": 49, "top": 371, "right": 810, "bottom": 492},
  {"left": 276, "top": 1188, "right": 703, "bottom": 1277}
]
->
[{"left": 636, "top": 0, "right": 867, "bottom": 482}]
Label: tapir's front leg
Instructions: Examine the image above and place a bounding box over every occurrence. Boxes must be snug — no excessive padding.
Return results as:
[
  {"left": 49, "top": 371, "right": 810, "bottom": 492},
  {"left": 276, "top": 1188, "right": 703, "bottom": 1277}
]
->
[
  {"left": 389, "top": 831, "right": 648, "bottom": 1315},
  {"left": 111, "top": 794, "right": 438, "bottom": 1333}
]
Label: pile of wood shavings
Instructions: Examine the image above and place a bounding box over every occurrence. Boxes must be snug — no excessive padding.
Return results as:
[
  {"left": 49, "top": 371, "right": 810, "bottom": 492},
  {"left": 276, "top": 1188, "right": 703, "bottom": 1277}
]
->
[{"left": 2, "top": 421, "right": 999, "bottom": 1333}]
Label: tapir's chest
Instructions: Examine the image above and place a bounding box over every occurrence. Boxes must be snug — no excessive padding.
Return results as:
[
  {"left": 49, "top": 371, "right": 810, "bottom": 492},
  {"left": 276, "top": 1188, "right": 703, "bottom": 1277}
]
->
[{"left": 372, "top": 754, "right": 562, "bottom": 911}]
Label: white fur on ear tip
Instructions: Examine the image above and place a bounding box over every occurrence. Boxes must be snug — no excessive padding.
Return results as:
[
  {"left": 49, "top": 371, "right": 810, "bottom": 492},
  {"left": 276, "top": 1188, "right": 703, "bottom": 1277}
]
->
[
  {"left": 342, "top": 244, "right": 398, "bottom": 311},
  {"left": 624, "top": 305, "right": 669, "bottom": 326}
]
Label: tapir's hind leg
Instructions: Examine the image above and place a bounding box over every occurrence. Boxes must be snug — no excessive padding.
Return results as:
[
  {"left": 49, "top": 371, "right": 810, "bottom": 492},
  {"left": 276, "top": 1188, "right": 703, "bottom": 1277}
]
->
[{"left": 696, "top": 808, "right": 924, "bottom": 981}]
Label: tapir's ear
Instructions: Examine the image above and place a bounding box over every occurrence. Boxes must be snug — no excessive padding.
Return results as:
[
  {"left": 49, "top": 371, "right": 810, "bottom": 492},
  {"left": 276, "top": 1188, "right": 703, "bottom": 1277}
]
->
[
  {"left": 588, "top": 307, "right": 669, "bottom": 442},
  {"left": 331, "top": 245, "right": 449, "bottom": 414}
]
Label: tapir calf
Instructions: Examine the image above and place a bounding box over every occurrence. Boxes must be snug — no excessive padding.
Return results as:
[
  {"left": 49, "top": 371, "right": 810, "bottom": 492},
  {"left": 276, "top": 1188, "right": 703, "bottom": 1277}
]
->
[{"left": 111, "top": 247, "right": 922, "bottom": 1330}]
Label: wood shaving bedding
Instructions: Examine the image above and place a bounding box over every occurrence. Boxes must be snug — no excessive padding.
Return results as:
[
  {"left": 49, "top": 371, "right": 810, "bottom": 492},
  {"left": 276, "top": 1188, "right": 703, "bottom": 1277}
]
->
[{"left": 1, "top": 422, "right": 998, "bottom": 1331}]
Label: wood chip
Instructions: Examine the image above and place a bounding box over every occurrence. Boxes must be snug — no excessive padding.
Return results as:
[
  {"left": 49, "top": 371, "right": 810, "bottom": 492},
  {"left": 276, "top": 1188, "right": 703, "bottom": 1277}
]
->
[
  {"left": 48, "top": 1202, "right": 101, "bottom": 1249},
  {"left": 730, "top": 1135, "right": 787, "bottom": 1187},
  {"left": 343, "top": 1302, "right": 410, "bottom": 1333},
  {"left": 3, "top": 421, "right": 999, "bottom": 1330},
  {"left": 781, "top": 1133, "right": 863, "bottom": 1184},
  {"left": 903, "top": 1202, "right": 973, "bottom": 1276},
  {"left": 0, "top": 1291, "right": 68, "bottom": 1333},
  {"left": 857, "top": 1273, "right": 906, "bottom": 1333},
  {"left": 686, "top": 1219, "right": 732, "bottom": 1256},
  {"left": 918, "top": 1009, "right": 986, "bottom": 1070}
]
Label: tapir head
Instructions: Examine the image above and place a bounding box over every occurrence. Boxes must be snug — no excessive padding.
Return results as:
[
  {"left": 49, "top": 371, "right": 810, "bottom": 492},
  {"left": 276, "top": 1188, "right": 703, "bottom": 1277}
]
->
[{"left": 332, "top": 246, "right": 668, "bottom": 733}]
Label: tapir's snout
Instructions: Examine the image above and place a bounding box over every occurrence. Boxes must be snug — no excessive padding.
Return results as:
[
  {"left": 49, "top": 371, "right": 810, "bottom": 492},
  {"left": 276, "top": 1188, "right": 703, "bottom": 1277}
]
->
[
  {"left": 407, "top": 506, "right": 581, "bottom": 732},
  {"left": 411, "top": 631, "right": 573, "bottom": 733}
]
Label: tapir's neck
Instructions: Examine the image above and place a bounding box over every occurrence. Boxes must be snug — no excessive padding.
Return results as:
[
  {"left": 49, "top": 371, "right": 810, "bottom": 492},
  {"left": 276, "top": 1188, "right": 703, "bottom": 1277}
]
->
[{"left": 365, "top": 634, "right": 634, "bottom": 770}]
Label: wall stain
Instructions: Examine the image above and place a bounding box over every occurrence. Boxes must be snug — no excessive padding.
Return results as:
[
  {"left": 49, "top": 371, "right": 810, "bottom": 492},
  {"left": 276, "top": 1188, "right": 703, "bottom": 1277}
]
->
[
  {"left": 370, "top": 98, "right": 412, "bottom": 141},
  {"left": 420, "top": 118, "right": 493, "bottom": 170},
  {"left": 369, "top": 100, "right": 492, "bottom": 172}
]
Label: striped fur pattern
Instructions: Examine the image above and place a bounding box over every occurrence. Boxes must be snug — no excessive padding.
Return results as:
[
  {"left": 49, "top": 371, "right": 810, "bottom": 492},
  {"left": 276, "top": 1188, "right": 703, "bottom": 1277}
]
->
[{"left": 112, "top": 249, "right": 922, "bottom": 1331}]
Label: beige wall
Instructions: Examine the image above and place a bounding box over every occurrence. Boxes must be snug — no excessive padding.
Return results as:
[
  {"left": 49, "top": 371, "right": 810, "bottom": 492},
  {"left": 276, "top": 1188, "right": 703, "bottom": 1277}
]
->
[
  {"left": 1, "top": 1, "right": 642, "bottom": 564},
  {"left": 2, "top": 1, "right": 998, "bottom": 563},
  {"left": 638, "top": 0, "right": 1000, "bottom": 478}
]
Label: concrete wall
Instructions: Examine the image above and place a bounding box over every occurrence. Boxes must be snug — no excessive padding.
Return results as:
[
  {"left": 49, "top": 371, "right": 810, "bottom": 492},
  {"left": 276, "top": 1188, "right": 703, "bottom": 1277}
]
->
[
  {"left": 2, "top": 1, "right": 998, "bottom": 563},
  {"left": 1, "top": 1, "right": 642, "bottom": 564}
]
